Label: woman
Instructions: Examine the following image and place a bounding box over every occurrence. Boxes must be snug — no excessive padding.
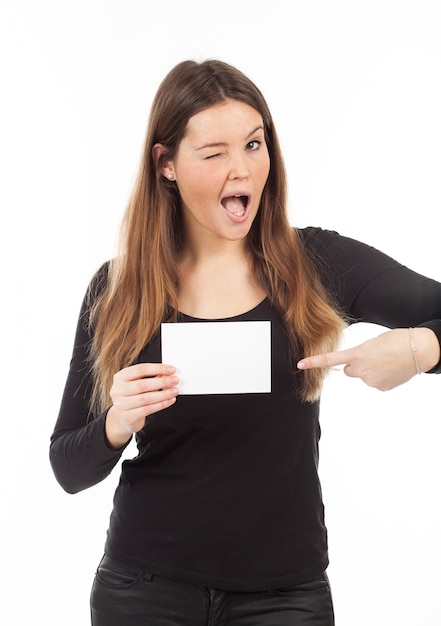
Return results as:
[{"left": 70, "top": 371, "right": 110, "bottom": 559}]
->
[{"left": 50, "top": 59, "right": 441, "bottom": 625}]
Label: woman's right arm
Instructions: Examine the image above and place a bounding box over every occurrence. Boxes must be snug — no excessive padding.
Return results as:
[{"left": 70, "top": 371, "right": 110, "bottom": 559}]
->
[
  {"left": 49, "top": 276, "right": 127, "bottom": 494},
  {"left": 49, "top": 273, "right": 179, "bottom": 494}
]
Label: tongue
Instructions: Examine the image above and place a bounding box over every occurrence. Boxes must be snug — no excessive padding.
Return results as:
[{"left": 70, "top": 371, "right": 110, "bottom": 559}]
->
[{"left": 222, "top": 196, "right": 244, "bottom": 214}]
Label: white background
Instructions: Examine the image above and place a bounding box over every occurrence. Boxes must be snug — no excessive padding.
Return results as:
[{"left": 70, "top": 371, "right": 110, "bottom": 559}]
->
[{"left": 1, "top": 1, "right": 440, "bottom": 624}]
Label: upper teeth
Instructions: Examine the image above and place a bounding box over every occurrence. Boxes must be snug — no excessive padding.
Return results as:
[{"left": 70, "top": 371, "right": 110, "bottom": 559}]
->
[{"left": 235, "top": 195, "right": 246, "bottom": 206}]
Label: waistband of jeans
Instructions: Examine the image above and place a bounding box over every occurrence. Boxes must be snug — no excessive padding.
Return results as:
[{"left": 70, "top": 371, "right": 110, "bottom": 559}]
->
[{"left": 98, "top": 554, "right": 144, "bottom": 576}]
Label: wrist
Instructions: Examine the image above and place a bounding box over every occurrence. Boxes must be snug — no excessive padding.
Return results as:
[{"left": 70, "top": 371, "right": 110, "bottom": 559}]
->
[
  {"left": 411, "top": 327, "right": 441, "bottom": 373},
  {"left": 104, "top": 406, "right": 133, "bottom": 450}
]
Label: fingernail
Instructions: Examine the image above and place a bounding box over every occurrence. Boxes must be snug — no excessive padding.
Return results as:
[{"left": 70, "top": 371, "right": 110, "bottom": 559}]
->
[
  {"left": 166, "top": 366, "right": 176, "bottom": 373},
  {"left": 297, "top": 361, "right": 305, "bottom": 369}
]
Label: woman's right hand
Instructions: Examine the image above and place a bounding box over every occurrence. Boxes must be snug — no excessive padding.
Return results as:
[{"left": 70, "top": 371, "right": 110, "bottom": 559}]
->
[{"left": 105, "top": 363, "right": 179, "bottom": 449}]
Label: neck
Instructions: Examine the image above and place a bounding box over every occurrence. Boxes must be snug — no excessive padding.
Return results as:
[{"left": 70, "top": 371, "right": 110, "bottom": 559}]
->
[
  {"left": 176, "top": 238, "right": 265, "bottom": 320},
  {"left": 179, "top": 233, "right": 250, "bottom": 268}
]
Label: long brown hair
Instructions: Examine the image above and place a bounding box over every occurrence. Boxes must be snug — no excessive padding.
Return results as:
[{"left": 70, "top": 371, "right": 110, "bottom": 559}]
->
[{"left": 88, "top": 59, "right": 345, "bottom": 412}]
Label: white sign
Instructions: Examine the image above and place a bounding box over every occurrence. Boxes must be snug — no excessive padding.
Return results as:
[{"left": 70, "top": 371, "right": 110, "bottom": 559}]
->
[{"left": 161, "top": 321, "right": 271, "bottom": 395}]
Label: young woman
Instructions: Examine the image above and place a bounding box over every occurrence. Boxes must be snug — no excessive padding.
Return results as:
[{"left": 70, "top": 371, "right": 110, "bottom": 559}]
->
[{"left": 50, "top": 59, "right": 441, "bottom": 625}]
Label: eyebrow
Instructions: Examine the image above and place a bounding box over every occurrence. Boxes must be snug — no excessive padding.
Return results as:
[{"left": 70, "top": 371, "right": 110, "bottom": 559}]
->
[{"left": 194, "top": 125, "right": 265, "bottom": 151}]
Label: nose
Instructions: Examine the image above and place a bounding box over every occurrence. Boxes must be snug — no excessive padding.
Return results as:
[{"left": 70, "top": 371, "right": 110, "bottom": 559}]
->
[{"left": 227, "top": 151, "right": 249, "bottom": 180}]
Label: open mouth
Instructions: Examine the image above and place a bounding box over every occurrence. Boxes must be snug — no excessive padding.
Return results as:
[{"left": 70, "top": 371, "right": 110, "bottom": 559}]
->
[{"left": 221, "top": 194, "right": 249, "bottom": 217}]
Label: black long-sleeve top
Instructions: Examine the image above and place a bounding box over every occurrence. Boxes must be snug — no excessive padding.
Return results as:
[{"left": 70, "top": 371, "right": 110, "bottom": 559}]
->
[{"left": 49, "top": 228, "right": 441, "bottom": 591}]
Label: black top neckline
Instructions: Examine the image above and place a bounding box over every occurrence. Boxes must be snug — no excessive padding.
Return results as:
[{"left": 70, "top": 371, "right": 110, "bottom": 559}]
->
[{"left": 177, "top": 297, "right": 269, "bottom": 322}]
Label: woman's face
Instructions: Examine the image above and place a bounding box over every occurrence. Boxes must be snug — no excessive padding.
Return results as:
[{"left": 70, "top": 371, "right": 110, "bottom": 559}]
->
[{"left": 166, "top": 99, "right": 270, "bottom": 246}]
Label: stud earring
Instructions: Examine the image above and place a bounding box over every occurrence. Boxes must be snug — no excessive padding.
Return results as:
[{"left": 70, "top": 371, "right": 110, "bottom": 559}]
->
[{"left": 167, "top": 173, "right": 174, "bottom": 180}]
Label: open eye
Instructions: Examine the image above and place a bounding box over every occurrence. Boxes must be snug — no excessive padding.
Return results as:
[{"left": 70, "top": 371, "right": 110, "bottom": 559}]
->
[{"left": 246, "top": 140, "right": 261, "bottom": 151}]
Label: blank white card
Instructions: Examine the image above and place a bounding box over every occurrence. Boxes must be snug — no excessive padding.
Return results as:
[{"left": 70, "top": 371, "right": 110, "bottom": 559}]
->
[{"left": 161, "top": 321, "right": 271, "bottom": 395}]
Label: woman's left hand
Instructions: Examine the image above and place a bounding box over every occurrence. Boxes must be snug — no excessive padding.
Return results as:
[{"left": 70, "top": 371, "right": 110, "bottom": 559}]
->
[{"left": 297, "top": 327, "right": 440, "bottom": 391}]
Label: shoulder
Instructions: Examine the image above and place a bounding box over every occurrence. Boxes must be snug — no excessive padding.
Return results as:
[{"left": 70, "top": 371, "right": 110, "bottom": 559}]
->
[
  {"left": 294, "top": 226, "right": 403, "bottom": 308},
  {"left": 295, "top": 226, "right": 397, "bottom": 271},
  {"left": 77, "top": 261, "right": 111, "bottom": 333},
  {"left": 296, "top": 226, "right": 338, "bottom": 251},
  {"left": 296, "top": 226, "right": 351, "bottom": 268},
  {"left": 296, "top": 225, "right": 355, "bottom": 254},
  {"left": 86, "top": 261, "right": 111, "bottom": 304}
]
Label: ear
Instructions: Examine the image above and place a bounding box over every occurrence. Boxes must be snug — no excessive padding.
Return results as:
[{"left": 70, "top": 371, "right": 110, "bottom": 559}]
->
[{"left": 152, "top": 143, "right": 175, "bottom": 180}]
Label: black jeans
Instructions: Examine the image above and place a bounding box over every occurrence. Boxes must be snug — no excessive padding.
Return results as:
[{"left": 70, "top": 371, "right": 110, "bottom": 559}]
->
[{"left": 90, "top": 555, "right": 335, "bottom": 625}]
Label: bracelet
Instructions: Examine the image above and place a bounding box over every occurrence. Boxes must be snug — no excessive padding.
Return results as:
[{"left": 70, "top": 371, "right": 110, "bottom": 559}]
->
[{"left": 409, "top": 327, "right": 421, "bottom": 375}]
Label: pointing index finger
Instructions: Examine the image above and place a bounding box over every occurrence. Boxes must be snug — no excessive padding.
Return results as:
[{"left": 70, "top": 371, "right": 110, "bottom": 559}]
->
[{"left": 297, "top": 349, "right": 353, "bottom": 371}]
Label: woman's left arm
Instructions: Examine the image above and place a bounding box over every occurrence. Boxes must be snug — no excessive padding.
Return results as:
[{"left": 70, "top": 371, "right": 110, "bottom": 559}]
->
[
  {"left": 297, "top": 229, "right": 441, "bottom": 390},
  {"left": 297, "top": 326, "right": 440, "bottom": 391}
]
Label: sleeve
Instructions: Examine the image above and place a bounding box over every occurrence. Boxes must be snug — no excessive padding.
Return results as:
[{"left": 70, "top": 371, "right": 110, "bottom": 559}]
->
[
  {"left": 49, "top": 265, "right": 131, "bottom": 494},
  {"left": 300, "top": 227, "right": 441, "bottom": 374}
]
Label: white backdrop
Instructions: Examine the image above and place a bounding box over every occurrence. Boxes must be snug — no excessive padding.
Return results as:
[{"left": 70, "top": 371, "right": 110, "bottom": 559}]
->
[{"left": 1, "top": 1, "right": 440, "bottom": 624}]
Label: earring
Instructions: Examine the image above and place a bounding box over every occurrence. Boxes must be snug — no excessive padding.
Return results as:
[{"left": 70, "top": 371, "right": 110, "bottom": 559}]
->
[{"left": 167, "top": 173, "right": 174, "bottom": 180}]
